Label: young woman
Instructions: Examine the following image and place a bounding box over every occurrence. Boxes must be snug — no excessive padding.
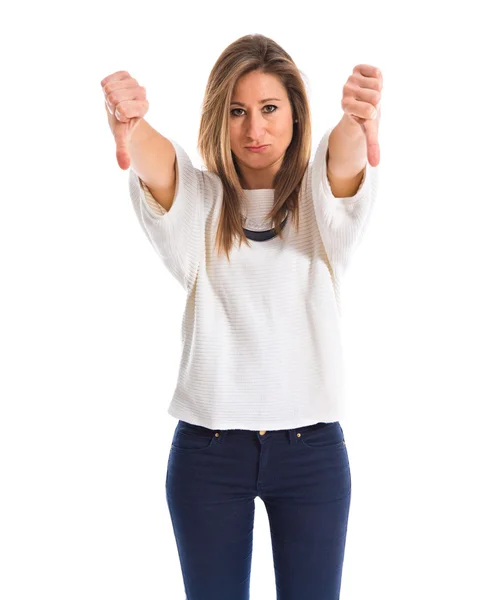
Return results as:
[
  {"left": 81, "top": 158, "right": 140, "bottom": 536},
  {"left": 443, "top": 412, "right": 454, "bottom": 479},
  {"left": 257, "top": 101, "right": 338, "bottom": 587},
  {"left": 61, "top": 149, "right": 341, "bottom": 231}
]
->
[{"left": 102, "top": 33, "right": 382, "bottom": 600}]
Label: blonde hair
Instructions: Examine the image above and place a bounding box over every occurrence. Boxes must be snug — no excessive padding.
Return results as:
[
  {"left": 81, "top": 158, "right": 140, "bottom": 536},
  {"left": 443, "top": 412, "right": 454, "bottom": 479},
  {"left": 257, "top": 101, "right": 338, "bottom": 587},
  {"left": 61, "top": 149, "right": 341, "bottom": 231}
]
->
[{"left": 197, "top": 33, "right": 312, "bottom": 261}]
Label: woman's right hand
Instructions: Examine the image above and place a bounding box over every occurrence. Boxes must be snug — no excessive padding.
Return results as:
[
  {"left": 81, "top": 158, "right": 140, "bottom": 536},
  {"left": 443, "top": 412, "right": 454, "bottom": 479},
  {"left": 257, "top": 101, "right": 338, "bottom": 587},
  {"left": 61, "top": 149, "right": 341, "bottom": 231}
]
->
[{"left": 101, "top": 71, "right": 149, "bottom": 170}]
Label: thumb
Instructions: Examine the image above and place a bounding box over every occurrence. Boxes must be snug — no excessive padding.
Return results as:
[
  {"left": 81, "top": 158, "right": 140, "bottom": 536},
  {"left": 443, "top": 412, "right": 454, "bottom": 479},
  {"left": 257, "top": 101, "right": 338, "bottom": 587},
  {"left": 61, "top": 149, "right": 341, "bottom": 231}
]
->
[
  {"left": 363, "top": 115, "right": 380, "bottom": 167},
  {"left": 114, "top": 121, "right": 131, "bottom": 170}
]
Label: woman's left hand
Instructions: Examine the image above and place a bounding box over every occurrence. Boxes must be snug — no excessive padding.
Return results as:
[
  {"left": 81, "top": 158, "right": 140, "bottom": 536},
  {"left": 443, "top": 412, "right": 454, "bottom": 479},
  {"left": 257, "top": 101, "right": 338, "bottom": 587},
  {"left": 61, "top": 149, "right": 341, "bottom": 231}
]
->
[{"left": 341, "top": 64, "right": 383, "bottom": 167}]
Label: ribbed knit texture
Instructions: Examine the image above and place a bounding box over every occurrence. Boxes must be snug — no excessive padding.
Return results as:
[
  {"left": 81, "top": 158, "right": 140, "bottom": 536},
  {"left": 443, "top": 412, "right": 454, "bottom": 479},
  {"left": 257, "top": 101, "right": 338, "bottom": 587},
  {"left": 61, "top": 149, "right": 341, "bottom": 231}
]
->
[{"left": 128, "top": 127, "right": 379, "bottom": 430}]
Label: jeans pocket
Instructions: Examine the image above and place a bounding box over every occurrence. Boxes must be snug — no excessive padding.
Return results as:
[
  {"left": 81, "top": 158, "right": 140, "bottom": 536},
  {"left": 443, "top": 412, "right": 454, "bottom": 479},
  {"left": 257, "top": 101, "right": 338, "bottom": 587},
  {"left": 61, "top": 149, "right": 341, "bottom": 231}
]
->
[
  {"left": 298, "top": 422, "right": 346, "bottom": 450},
  {"left": 171, "top": 421, "right": 217, "bottom": 453}
]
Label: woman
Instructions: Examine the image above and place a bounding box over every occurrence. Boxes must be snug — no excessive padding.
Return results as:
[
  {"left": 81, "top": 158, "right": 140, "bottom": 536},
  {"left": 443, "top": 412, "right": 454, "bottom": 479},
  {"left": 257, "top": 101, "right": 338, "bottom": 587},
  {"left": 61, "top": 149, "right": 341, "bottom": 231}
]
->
[{"left": 102, "top": 33, "right": 382, "bottom": 600}]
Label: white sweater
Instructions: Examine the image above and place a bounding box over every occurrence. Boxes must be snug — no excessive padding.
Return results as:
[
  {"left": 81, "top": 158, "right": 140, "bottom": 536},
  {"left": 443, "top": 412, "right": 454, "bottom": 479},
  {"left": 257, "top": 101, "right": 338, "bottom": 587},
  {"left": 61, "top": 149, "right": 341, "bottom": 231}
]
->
[{"left": 128, "top": 127, "right": 379, "bottom": 430}]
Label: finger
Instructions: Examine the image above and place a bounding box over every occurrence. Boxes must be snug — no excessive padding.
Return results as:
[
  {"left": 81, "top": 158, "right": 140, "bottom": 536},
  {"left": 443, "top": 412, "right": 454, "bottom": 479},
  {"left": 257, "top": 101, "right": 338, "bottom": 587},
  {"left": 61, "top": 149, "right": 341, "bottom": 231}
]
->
[
  {"left": 103, "top": 82, "right": 145, "bottom": 107},
  {"left": 113, "top": 100, "right": 146, "bottom": 122},
  {"left": 102, "top": 78, "right": 138, "bottom": 97},
  {"left": 352, "top": 65, "right": 383, "bottom": 95},
  {"left": 351, "top": 73, "right": 382, "bottom": 93},
  {"left": 343, "top": 98, "right": 378, "bottom": 121},
  {"left": 354, "top": 64, "right": 381, "bottom": 79},
  {"left": 101, "top": 71, "right": 130, "bottom": 89},
  {"left": 351, "top": 85, "right": 381, "bottom": 107}
]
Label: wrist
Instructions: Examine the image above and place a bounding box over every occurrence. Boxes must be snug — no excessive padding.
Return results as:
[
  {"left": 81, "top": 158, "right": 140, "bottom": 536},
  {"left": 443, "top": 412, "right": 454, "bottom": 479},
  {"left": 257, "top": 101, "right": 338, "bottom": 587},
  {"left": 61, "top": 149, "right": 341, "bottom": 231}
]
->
[{"left": 338, "top": 113, "right": 365, "bottom": 139}]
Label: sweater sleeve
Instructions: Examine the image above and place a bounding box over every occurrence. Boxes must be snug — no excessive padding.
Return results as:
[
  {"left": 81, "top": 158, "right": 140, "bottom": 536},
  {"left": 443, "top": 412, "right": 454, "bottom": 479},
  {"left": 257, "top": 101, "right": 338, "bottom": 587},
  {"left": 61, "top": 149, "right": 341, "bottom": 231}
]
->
[
  {"left": 310, "top": 126, "right": 379, "bottom": 277},
  {"left": 128, "top": 139, "right": 203, "bottom": 293}
]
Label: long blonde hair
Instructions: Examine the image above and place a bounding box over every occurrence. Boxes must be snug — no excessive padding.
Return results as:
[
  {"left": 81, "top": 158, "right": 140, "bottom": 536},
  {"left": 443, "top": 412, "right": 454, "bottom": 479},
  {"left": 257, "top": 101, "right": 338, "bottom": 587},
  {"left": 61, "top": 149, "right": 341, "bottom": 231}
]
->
[{"left": 197, "top": 34, "right": 312, "bottom": 261}]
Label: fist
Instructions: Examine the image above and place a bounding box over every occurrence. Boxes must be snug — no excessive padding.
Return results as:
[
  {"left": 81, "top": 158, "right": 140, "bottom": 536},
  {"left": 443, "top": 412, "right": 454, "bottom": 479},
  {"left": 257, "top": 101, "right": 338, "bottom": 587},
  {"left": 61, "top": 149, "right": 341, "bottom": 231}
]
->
[
  {"left": 100, "top": 71, "right": 149, "bottom": 170},
  {"left": 341, "top": 64, "right": 383, "bottom": 167}
]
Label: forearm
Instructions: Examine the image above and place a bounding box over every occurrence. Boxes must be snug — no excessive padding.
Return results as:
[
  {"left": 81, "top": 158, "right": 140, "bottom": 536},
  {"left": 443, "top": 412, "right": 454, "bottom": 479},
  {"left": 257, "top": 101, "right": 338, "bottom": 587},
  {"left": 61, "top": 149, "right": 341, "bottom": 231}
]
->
[
  {"left": 327, "top": 114, "right": 367, "bottom": 180},
  {"left": 128, "top": 118, "right": 176, "bottom": 192}
]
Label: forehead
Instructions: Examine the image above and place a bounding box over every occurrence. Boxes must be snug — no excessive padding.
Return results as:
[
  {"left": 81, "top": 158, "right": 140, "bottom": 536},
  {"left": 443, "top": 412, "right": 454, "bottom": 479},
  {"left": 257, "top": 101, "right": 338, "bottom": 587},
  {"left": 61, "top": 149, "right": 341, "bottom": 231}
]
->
[{"left": 232, "top": 71, "right": 286, "bottom": 99}]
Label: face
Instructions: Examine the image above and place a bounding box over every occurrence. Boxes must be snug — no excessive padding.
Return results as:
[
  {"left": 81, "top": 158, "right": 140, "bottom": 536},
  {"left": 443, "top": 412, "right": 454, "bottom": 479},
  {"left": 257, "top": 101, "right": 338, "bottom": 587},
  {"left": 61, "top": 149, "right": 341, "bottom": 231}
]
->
[{"left": 229, "top": 70, "right": 295, "bottom": 189}]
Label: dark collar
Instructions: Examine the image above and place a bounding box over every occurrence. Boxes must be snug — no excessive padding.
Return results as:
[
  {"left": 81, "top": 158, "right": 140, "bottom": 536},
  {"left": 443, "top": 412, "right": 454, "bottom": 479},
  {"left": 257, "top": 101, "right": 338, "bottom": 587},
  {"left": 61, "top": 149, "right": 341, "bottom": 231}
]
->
[{"left": 243, "top": 213, "right": 289, "bottom": 241}]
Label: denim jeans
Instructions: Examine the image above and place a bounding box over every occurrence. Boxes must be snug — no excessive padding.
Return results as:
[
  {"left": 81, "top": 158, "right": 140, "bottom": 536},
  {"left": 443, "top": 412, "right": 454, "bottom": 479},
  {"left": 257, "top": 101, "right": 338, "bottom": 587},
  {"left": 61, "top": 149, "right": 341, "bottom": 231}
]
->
[{"left": 166, "top": 419, "right": 351, "bottom": 600}]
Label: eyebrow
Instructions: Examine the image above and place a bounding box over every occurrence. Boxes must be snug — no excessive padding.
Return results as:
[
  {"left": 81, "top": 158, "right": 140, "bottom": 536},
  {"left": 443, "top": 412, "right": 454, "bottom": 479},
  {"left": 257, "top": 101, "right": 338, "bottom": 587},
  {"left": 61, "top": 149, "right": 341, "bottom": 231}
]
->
[{"left": 230, "top": 97, "right": 282, "bottom": 106}]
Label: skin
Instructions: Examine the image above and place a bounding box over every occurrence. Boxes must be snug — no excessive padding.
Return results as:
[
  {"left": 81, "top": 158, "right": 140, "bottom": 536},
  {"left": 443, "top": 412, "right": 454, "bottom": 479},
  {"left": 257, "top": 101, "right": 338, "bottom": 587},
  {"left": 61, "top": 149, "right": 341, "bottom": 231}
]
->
[{"left": 229, "top": 70, "right": 295, "bottom": 190}]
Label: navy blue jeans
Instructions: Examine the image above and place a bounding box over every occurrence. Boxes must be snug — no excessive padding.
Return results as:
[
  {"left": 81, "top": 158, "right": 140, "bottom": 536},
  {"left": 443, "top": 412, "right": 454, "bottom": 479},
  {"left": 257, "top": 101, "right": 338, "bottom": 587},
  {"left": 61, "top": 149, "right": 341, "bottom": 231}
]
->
[{"left": 166, "top": 420, "right": 351, "bottom": 600}]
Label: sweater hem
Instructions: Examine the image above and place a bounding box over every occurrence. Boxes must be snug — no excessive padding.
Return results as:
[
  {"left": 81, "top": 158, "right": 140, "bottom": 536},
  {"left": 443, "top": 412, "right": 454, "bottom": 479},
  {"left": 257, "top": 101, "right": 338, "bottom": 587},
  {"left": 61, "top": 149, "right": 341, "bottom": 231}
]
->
[{"left": 167, "top": 402, "right": 345, "bottom": 431}]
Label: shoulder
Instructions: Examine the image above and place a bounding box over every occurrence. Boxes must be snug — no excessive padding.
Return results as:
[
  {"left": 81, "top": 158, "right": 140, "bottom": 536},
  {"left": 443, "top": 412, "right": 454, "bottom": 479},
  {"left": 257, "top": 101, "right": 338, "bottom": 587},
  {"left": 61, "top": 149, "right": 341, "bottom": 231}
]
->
[{"left": 198, "top": 169, "right": 222, "bottom": 219}]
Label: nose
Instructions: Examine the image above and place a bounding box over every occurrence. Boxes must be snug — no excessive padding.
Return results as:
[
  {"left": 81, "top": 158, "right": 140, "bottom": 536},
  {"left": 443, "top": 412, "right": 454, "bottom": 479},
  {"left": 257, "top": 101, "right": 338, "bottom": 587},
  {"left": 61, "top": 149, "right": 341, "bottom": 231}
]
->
[{"left": 245, "top": 111, "right": 266, "bottom": 140}]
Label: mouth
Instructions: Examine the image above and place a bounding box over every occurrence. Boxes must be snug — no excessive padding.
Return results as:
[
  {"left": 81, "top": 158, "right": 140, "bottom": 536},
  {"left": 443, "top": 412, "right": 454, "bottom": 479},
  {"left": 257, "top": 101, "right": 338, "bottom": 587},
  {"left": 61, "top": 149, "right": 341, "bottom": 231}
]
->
[{"left": 246, "top": 145, "right": 269, "bottom": 152}]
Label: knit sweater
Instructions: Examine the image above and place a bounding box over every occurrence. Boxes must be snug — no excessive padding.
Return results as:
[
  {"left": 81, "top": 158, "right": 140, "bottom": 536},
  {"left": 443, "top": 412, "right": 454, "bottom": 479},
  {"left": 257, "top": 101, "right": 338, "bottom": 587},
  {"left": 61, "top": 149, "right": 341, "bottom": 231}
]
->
[{"left": 128, "top": 127, "right": 379, "bottom": 430}]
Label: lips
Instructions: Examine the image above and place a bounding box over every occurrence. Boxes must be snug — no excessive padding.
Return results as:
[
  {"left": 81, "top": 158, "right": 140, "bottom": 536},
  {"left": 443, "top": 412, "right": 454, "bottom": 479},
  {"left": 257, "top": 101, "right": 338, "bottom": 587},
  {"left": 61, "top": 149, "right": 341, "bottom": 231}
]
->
[{"left": 246, "top": 145, "right": 269, "bottom": 153}]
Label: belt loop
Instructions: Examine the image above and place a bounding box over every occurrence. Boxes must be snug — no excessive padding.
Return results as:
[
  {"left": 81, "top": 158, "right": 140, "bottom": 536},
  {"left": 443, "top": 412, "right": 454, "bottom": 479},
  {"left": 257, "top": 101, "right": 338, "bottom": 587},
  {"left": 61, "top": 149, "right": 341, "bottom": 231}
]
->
[{"left": 288, "top": 428, "right": 298, "bottom": 445}]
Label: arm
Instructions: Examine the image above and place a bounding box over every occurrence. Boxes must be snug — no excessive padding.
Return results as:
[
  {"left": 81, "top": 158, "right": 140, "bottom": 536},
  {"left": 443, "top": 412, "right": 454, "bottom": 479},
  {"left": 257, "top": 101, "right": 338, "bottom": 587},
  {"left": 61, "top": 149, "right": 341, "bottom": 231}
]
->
[
  {"left": 326, "top": 114, "right": 367, "bottom": 198},
  {"left": 128, "top": 137, "right": 204, "bottom": 293},
  {"left": 128, "top": 118, "right": 177, "bottom": 212},
  {"left": 311, "top": 126, "right": 379, "bottom": 277}
]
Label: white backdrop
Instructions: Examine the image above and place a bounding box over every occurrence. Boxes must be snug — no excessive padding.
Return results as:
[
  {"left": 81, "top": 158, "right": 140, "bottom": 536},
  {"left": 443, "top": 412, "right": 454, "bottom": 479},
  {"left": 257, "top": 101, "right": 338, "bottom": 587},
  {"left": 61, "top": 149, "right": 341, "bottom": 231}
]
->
[{"left": 1, "top": 0, "right": 502, "bottom": 598}]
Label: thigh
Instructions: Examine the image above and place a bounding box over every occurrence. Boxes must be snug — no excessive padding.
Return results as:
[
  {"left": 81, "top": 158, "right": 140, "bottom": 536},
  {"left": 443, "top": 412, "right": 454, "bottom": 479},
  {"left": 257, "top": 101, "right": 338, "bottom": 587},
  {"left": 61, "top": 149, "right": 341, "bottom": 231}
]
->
[
  {"left": 263, "top": 422, "right": 352, "bottom": 600},
  {"left": 165, "top": 421, "right": 257, "bottom": 600}
]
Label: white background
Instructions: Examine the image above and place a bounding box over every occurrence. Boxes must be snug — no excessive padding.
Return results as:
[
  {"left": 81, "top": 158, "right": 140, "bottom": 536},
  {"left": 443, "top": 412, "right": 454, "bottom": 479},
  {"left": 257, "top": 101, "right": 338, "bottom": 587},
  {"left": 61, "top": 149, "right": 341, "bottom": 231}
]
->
[{"left": 1, "top": 0, "right": 502, "bottom": 598}]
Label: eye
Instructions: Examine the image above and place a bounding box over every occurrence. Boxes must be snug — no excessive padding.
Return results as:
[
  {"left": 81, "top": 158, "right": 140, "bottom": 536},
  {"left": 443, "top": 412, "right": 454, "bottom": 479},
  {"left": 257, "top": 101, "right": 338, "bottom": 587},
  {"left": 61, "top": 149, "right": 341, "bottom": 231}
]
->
[{"left": 230, "top": 105, "right": 278, "bottom": 117}]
